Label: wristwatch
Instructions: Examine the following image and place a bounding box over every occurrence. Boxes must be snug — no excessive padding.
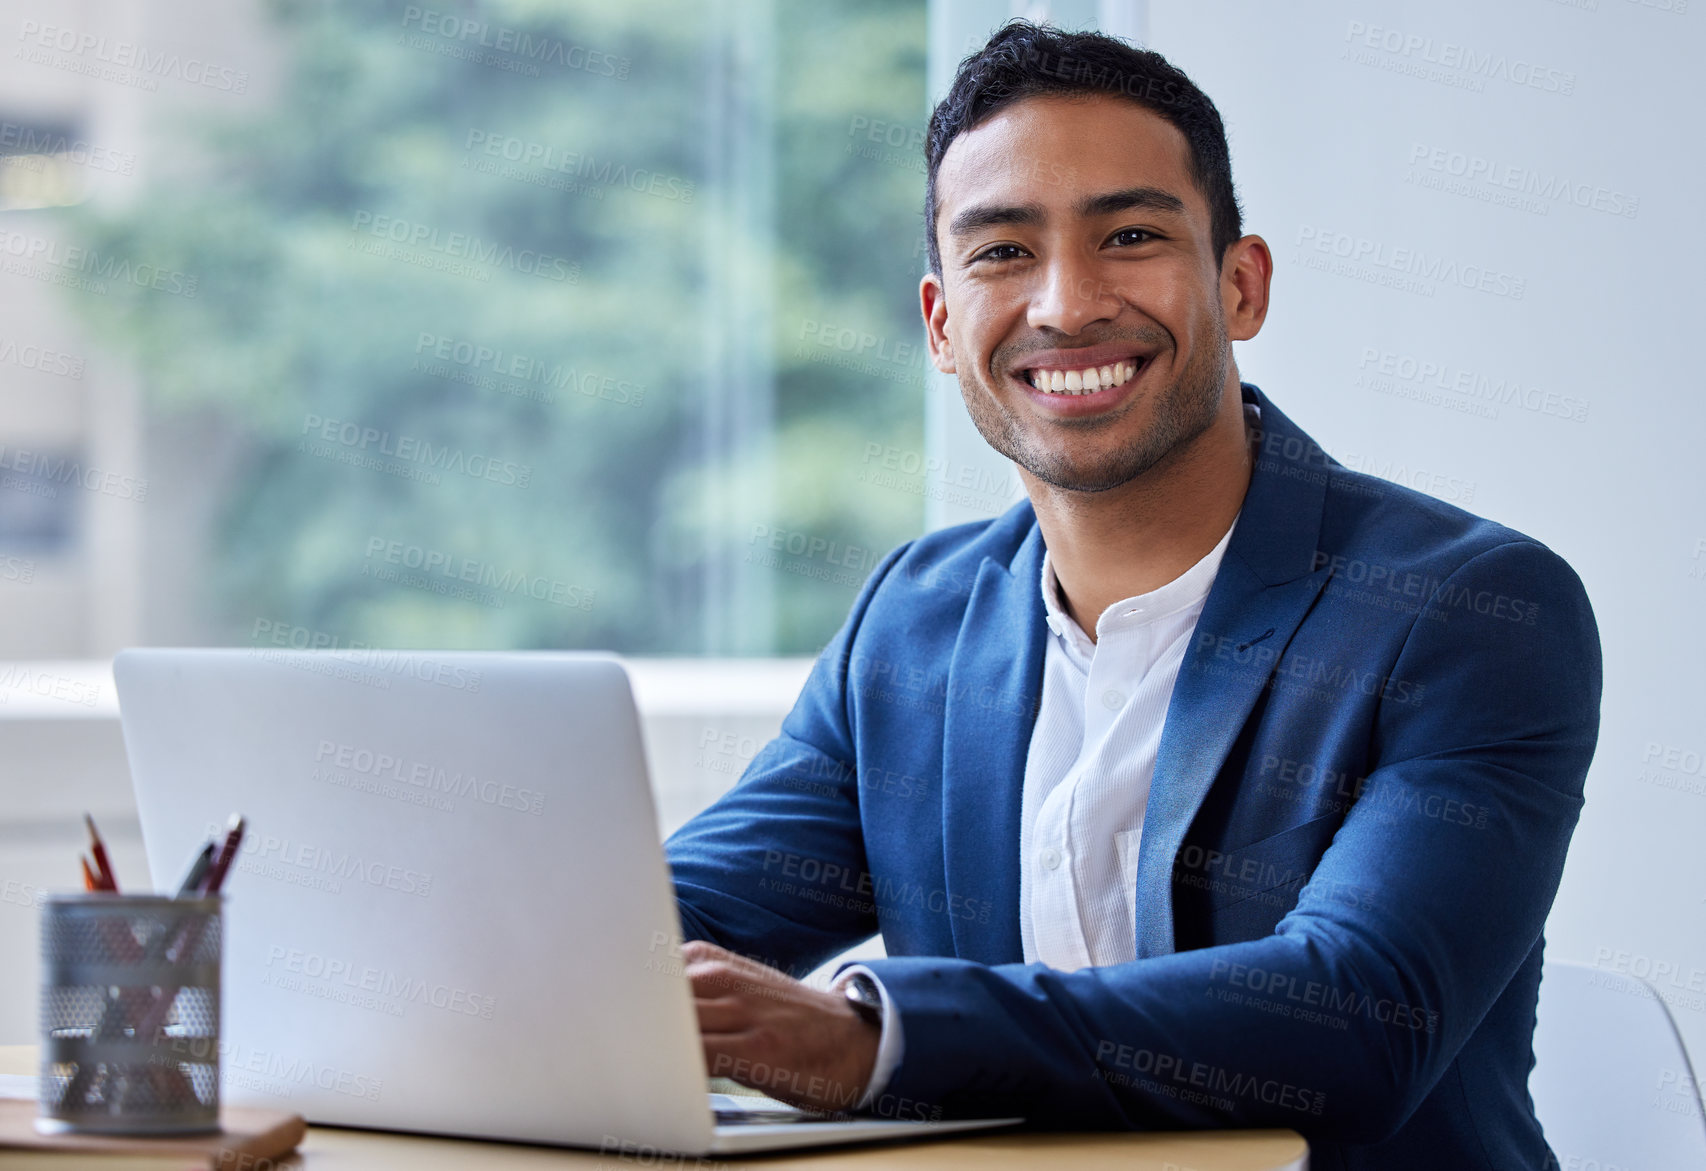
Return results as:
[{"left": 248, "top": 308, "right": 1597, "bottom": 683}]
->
[{"left": 839, "top": 971, "right": 885, "bottom": 1030}]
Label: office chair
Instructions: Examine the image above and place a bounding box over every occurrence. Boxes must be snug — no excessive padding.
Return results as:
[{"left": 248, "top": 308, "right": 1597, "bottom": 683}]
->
[{"left": 1530, "top": 958, "right": 1706, "bottom": 1168}]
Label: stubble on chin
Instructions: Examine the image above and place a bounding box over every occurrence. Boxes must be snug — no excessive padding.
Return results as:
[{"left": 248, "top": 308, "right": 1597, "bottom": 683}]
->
[{"left": 959, "top": 337, "right": 1227, "bottom": 494}]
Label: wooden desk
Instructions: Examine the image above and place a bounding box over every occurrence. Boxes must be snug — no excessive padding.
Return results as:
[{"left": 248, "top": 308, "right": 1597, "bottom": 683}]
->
[{"left": 0, "top": 1046, "right": 1308, "bottom": 1169}]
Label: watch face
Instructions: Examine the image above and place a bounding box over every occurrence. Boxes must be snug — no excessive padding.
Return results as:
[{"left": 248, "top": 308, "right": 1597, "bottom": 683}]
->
[{"left": 844, "top": 976, "right": 883, "bottom": 1026}]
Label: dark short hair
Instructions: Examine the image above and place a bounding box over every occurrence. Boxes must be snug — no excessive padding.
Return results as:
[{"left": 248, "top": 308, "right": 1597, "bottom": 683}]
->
[{"left": 924, "top": 20, "right": 1243, "bottom": 276}]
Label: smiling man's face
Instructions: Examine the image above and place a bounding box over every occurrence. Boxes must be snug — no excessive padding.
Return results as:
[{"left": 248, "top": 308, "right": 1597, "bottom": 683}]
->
[{"left": 923, "top": 94, "right": 1244, "bottom": 494}]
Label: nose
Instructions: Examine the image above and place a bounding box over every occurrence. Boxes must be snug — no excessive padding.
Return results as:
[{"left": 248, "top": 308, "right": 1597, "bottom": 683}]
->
[{"left": 1027, "top": 251, "right": 1121, "bottom": 335}]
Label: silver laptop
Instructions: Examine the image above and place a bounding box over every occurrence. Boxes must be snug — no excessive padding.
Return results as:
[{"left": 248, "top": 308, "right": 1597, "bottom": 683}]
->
[{"left": 114, "top": 648, "right": 1018, "bottom": 1155}]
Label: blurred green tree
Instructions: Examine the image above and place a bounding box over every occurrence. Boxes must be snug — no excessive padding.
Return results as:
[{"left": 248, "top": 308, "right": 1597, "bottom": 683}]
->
[{"left": 67, "top": 0, "right": 929, "bottom": 654}]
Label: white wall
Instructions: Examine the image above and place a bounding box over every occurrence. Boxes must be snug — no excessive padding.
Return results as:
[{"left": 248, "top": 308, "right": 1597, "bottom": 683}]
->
[{"left": 1145, "top": 0, "right": 1705, "bottom": 1068}]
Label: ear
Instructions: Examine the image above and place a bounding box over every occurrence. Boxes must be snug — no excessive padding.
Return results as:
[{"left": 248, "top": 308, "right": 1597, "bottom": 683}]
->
[
  {"left": 920, "top": 272, "right": 956, "bottom": 374},
  {"left": 1220, "top": 234, "right": 1272, "bottom": 343}
]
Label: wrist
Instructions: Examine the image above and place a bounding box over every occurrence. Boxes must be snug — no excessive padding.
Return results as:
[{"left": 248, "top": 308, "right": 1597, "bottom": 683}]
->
[
  {"left": 836, "top": 971, "right": 885, "bottom": 1032},
  {"left": 833, "top": 967, "right": 902, "bottom": 1109}
]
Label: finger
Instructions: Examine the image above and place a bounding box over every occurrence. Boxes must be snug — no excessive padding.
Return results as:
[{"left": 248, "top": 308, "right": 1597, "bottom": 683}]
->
[
  {"left": 702, "top": 1036, "right": 800, "bottom": 1096},
  {"left": 678, "top": 939, "right": 731, "bottom": 964},
  {"left": 687, "top": 962, "right": 755, "bottom": 999},
  {"left": 702, "top": 1036, "right": 760, "bottom": 1086},
  {"left": 681, "top": 940, "right": 787, "bottom": 983},
  {"left": 688, "top": 961, "right": 794, "bottom": 1002},
  {"left": 680, "top": 940, "right": 773, "bottom": 977},
  {"left": 694, "top": 998, "right": 752, "bottom": 1036},
  {"left": 702, "top": 1039, "right": 838, "bottom": 1110}
]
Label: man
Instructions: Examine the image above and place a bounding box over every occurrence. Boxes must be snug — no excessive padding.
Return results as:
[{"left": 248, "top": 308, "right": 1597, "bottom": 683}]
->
[{"left": 666, "top": 22, "right": 1600, "bottom": 1170}]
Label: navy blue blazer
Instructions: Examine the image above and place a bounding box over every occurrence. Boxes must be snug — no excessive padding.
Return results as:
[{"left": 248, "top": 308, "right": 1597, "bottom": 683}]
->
[{"left": 667, "top": 384, "right": 1601, "bottom": 1170}]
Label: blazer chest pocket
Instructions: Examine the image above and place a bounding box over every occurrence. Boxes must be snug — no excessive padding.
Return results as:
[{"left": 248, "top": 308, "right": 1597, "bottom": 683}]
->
[{"left": 1192, "top": 812, "right": 1341, "bottom": 915}]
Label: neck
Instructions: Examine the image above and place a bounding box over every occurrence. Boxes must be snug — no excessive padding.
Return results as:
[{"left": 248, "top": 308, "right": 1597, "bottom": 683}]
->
[{"left": 1023, "top": 375, "right": 1254, "bottom": 641}]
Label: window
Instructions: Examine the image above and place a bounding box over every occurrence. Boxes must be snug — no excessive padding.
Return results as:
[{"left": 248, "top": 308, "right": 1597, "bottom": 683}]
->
[{"left": 0, "top": 0, "right": 933, "bottom": 658}]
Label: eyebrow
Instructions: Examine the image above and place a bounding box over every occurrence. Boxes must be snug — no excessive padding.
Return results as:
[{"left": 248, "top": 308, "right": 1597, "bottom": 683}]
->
[
  {"left": 946, "top": 185, "right": 1187, "bottom": 239},
  {"left": 1076, "top": 185, "right": 1186, "bottom": 220}
]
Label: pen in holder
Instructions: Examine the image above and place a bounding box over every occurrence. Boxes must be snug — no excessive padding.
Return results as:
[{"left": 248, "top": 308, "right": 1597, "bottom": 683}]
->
[{"left": 37, "top": 893, "right": 222, "bottom": 1135}]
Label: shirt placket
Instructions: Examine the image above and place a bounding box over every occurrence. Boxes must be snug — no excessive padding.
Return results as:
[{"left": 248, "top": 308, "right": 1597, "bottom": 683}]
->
[
  {"left": 1071, "top": 619, "right": 1146, "bottom": 963},
  {"left": 1030, "top": 638, "right": 1093, "bottom": 970}
]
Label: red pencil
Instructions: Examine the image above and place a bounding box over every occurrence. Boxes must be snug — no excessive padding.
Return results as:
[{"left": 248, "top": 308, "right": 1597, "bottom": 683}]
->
[
  {"left": 79, "top": 855, "right": 98, "bottom": 892},
  {"left": 84, "top": 814, "right": 117, "bottom": 892}
]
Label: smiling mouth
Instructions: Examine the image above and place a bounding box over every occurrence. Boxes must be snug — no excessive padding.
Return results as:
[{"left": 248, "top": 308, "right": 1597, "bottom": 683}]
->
[{"left": 1020, "top": 357, "right": 1146, "bottom": 396}]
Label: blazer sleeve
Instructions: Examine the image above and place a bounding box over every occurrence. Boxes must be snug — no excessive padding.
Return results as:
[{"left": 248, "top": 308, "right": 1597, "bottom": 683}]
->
[
  {"left": 664, "top": 541, "right": 913, "bottom": 979},
  {"left": 858, "top": 539, "right": 1602, "bottom": 1145}
]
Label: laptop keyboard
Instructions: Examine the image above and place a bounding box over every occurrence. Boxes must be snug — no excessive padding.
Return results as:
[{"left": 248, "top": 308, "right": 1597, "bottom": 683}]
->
[{"left": 709, "top": 1092, "right": 848, "bottom": 1126}]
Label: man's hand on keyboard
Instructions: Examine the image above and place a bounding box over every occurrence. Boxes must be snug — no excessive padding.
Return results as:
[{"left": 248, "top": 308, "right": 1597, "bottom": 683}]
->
[{"left": 683, "top": 940, "right": 879, "bottom": 1114}]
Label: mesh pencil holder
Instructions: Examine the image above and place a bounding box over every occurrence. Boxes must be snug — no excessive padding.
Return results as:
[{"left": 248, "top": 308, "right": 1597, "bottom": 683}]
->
[{"left": 37, "top": 893, "right": 222, "bottom": 1135}]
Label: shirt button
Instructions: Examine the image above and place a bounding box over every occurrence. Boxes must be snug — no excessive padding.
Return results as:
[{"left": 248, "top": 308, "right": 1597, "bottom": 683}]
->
[
  {"left": 1101, "top": 689, "right": 1125, "bottom": 710},
  {"left": 1040, "top": 848, "right": 1062, "bottom": 870}
]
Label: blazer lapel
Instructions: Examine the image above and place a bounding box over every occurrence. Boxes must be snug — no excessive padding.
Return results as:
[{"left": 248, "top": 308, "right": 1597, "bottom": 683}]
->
[
  {"left": 932, "top": 384, "right": 1336, "bottom": 964},
  {"left": 939, "top": 525, "right": 1048, "bottom": 965},
  {"left": 1132, "top": 385, "right": 1334, "bottom": 959},
  {"left": 1132, "top": 560, "right": 1330, "bottom": 958}
]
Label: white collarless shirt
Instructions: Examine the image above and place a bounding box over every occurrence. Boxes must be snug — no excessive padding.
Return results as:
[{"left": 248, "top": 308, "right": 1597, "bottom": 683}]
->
[{"left": 1019, "top": 520, "right": 1237, "bottom": 970}]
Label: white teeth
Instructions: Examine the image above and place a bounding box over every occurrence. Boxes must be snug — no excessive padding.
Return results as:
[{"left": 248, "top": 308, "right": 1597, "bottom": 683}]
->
[{"left": 1029, "top": 358, "right": 1142, "bottom": 395}]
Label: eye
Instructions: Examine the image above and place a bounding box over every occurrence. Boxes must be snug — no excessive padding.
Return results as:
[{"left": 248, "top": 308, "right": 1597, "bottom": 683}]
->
[
  {"left": 971, "top": 243, "right": 1028, "bottom": 263},
  {"left": 1108, "top": 227, "right": 1157, "bottom": 248}
]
